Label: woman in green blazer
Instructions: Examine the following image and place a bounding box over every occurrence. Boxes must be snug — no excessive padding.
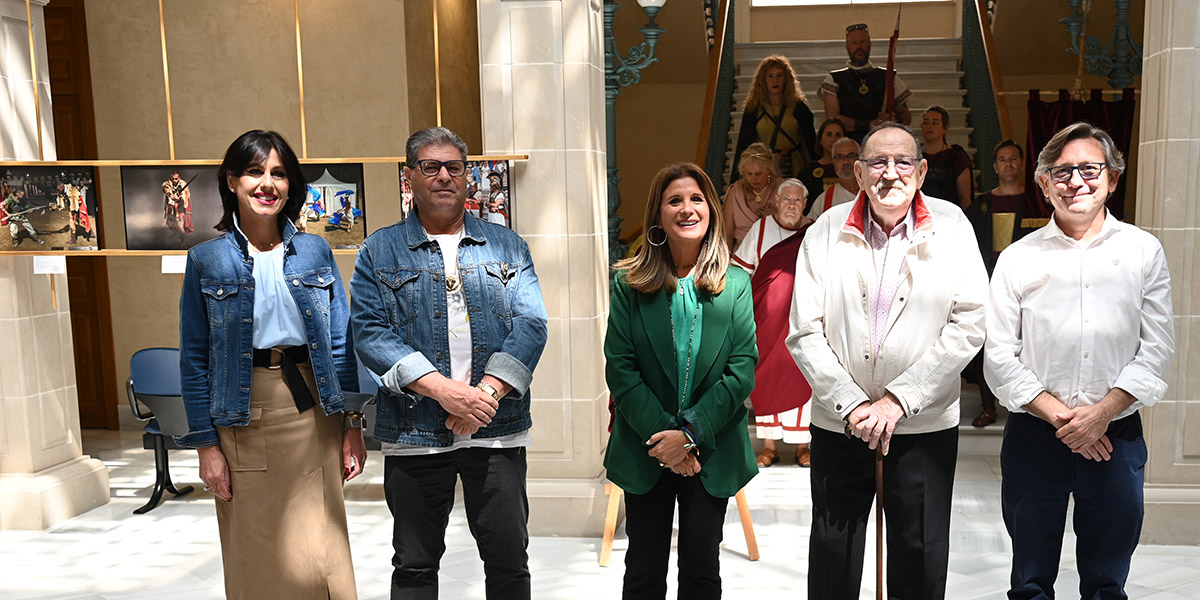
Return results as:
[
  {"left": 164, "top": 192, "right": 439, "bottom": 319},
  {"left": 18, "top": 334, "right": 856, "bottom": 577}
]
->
[{"left": 605, "top": 162, "right": 759, "bottom": 599}]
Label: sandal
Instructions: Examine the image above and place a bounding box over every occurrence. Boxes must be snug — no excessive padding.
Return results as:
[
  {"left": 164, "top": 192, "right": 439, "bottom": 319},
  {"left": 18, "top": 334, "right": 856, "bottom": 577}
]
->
[
  {"left": 972, "top": 410, "right": 997, "bottom": 428},
  {"left": 795, "top": 446, "right": 811, "bottom": 468},
  {"left": 756, "top": 447, "right": 780, "bottom": 468}
]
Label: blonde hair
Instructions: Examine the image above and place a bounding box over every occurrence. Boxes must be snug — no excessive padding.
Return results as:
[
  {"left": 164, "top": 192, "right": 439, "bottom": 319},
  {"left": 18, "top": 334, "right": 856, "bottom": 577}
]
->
[
  {"left": 737, "top": 142, "right": 782, "bottom": 194},
  {"left": 743, "top": 55, "right": 806, "bottom": 113},
  {"left": 615, "top": 163, "right": 730, "bottom": 295}
]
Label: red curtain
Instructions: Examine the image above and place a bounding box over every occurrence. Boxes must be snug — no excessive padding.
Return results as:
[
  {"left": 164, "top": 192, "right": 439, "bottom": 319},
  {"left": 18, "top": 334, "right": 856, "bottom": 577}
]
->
[{"left": 1025, "top": 89, "right": 1137, "bottom": 220}]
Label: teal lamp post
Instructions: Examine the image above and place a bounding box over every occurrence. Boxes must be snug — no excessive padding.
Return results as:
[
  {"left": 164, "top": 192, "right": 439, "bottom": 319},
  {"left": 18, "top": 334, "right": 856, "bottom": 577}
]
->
[{"left": 605, "top": 0, "right": 666, "bottom": 266}]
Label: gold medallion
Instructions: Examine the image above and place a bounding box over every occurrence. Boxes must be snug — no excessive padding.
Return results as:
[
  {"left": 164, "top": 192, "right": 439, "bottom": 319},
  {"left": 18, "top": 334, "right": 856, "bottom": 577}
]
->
[
  {"left": 446, "top": 274, "right": 461, "bottom": 293},
  {"left": 858, "top": 83, "right": 869, "bottom": 95}
]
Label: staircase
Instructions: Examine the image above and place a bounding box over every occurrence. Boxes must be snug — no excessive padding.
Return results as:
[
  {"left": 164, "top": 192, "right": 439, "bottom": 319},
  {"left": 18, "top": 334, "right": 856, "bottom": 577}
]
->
[{"left": 726, "top": 38, "right": 972, "bottom": 183}]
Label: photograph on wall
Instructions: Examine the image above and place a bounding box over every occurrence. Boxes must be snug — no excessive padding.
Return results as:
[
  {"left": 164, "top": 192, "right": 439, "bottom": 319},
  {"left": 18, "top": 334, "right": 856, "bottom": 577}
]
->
[
  {"left": 298, "top": 163, "right": 366, "bottom": 248},
  {"left": 121, "top": 165, "right": 222, "bottom": 251},
  {"left": 398, "top": 159, "right": 514, "bottom": 229},
  {"left": 1, "top": 166, "right": 101, "bottom": 251}
]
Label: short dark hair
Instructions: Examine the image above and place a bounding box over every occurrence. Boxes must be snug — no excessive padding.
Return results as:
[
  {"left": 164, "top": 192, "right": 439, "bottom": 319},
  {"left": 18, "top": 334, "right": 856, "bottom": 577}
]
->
[
  {"left": 1035, "top": 121, "right": 1125, "bottom": 177},
  {"left": 405, "top": 127, "right": 468, "bottom": 166},
  {"left": 924, "top": 105, "right": 951, "bottom": 128},
  {"left": 815, "top": 117, "right": 847, "bottom": 159},
  {"left": 215, "top": 130, "right": 306, "bottom": 232},
  {"left": 861, "top": 122, "right": 924, "bottom": 161},
  {"left": 994, "top": 139, "right": 1024, "bottom": 159}
]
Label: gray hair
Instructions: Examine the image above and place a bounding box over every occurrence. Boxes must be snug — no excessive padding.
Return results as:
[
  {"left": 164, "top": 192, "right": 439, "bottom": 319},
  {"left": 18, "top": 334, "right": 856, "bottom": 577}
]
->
[
  {"left": 404, "top": 127, "right": 468, "bottom": 165},
  {"left": 776, "top": 178, "right": 808, "bottom": 198},
  {"left": 831, "top": 137, "right": 860, "bottom": 155},
  {"left": 861, "top": 122, "right": 923, "bottom": 161},
  {"left": 1035, "top": 121, "right": 1125, "bottom": 177}
]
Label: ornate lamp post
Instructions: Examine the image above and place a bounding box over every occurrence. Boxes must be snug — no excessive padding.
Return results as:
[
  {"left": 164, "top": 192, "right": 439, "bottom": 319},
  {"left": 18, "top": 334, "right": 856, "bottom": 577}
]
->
[
  {"left": 605, "top": 0, "right": 666, "bottom": 266},
  {"left": 1060, "top": 0, "right": 1142, "bottom": 88}
]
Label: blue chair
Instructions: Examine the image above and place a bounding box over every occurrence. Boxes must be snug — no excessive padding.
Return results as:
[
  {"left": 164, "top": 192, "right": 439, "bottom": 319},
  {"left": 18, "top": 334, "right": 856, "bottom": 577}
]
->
[{"left": 126, "top": 347, "right": 194, "bottom": 514}]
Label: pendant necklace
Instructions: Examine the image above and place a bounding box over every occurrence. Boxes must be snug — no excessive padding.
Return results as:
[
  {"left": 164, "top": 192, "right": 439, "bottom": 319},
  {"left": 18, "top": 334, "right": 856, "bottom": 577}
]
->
[{"left": 670, "top": 290, "right": 701, "bottom": 414}]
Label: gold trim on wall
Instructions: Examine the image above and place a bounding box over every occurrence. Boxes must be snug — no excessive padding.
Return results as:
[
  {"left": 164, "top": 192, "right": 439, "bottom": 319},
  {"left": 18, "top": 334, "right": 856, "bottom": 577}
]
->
[
  {"left": 433, "top": 0, "right": 442, "bottom": 126},
  {"left": 293, "top": 0, "right": 308, "bottom": 158},
  {"left": 157, "top": 0, "right": 176, "bottom": 159},
  {"left": 0, "top": 155, "right": 529, "bottom": 168},
  {"left": 25, "top": 0, "right": 43, "bottom": 160}
]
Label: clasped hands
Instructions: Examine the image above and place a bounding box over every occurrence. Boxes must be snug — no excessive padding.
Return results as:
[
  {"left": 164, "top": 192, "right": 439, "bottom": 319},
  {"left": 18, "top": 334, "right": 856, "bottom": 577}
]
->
[
  {"left": 410, "top": 372, "right": 500, "bottom": 436},
  {"left": 845, "top": 392, "right": 905, "bottom": 455},
  {"left": 646, "top": 430, "right": 701, "bottom": 476},
  {"left": 1048, "top": 390, "right": 1127, "bottom": 462}
]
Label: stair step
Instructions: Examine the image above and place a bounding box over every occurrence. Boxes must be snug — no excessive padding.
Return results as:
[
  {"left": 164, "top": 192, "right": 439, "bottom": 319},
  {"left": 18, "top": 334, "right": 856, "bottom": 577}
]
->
[{"left": 738, "top": 38, "right": 964, "bottom": 61}]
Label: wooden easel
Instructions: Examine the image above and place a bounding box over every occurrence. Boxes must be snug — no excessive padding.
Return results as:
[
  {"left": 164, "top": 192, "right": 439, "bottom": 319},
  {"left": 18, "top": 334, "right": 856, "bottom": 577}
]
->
[{"left": 598, "top": 483, "right": 759, "bottom": 566}]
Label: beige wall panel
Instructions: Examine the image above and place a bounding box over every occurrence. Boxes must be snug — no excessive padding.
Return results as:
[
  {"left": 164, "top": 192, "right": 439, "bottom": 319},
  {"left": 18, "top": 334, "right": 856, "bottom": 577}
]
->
[
  {"left": 529, "top": 317, "right": 567, "bottom": 401},
  {"left": 529, "top": 398, "right": 570, "bottom": 459},
  {"left": 749, "top": 4, "right": 957, "bottom": 42},
  {"left": 84, "top": 0, "right": 171, "bottom": 159},
  {"left": 1184, "top": 402, "right": 1200, "bottom": 459},
  {"left": 160, "top": 0, "right": 301, "bottom": 159},
  {"left": 436, "top": 0, "right": 482, "bottom": 151},
  {"left": 95, "top": 166, "right": 125, "bottom": 248},
  {"left": 298, "top": 0, "right": 409, "bottom": 158},
  {"left": 363, "top": 161, "right": 403, "bottom": 235},
  {"left": 105, "top": 257, "right": 181, "bottom": 415},
  {"left": 568, "top": 315, "right": 604, "bottom": 401}
]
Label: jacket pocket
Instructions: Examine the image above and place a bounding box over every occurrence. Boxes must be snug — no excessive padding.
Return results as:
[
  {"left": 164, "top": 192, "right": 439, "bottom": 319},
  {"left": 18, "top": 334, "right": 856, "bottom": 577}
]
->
[
  {"left": 200, "top": 282, "right": 240, "bottom": 327},
  {"left": 378, "top": 270, "right": 420, "bottom": 326},
  {"left": 300, "top": 268, "right": 335, "bottom": 315},
  {"left": 481, "top": 263, "right": 513, "bottom": 319}
]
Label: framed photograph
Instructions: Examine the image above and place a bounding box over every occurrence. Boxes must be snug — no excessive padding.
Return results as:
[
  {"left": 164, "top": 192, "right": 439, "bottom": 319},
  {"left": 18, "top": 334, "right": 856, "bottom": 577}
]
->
[
  {"left": 298, "top": 163, "right": 366, "bottom": 248},
  {"left": 121, "top": 165, "right": 222, "bottom": 251},
  {"left": 398, "top": 159, "right": 514, "bottom": 229},
  {"left": 1, "top": 165, "right": 101, "bottom": 250}
]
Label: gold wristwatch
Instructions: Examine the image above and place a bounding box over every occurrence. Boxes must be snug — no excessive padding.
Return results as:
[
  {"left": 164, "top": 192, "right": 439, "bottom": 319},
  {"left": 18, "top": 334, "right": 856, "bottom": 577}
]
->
[
  {"left": 343, "top": 410, "right": 365, "bottom": 429},
  {"left": 476, "top": 382, "right": 502, "bottom": 402}
]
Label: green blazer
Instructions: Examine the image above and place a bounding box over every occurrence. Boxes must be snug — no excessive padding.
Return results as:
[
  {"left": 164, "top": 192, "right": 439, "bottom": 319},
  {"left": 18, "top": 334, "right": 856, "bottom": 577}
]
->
[{"left": 604, "top": 267, "right": 759, "bottom": 497}]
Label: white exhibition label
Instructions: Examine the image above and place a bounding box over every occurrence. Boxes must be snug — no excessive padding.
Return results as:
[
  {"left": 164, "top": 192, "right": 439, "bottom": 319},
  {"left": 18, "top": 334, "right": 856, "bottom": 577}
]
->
[
  {"left": 161, "top": 255, "right": 188, "bottom": 274},
  {"left": 33, "top": 256, "right": 67, "bottom": 274}
]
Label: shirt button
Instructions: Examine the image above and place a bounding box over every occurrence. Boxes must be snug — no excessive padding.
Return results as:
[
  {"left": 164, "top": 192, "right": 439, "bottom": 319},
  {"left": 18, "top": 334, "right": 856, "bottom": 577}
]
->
[
  {"left": 864, "top": 354, "right": 869, "bottom": 361},
  {"left": 306, "top": 309, "right": 312, "bottom": 316},
  {"left": 1084, "top": 352, "right": 1089, "bottom": 358},
  {"left": 436, "top": 351, "right": 444, "bottom": 361},
  {"left": 293, "top": 279, "right": 300, "bottom": 286},
  {"left": 913, "top": 407, "right": 920, "bottom": 414},
  {"left": 320, "top": 377, "right": 326, "bottom": 383},
  {"left": 835, "top": 404, "right": 843, "bottom": 411},
  {"left": 311, "top": 342, "right": 318, "bottom": 350},
  {"left": 243, "top": 318, "right": 252, "bottom": 323},
  {"left": 318, "top": 276, "right": 325, "bottom": 283},
  {"left": 433, "top": 274, "right": 440, "bottom": 282},
  {"left": 434, "top": 310, "right": 442, "bottom": 318},
  {"left": 216, "top": 288, "right": 224, "bottom": 296}
]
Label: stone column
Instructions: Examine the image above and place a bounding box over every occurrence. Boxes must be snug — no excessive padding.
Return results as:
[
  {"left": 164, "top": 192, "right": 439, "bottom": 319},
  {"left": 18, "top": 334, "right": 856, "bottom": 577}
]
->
[
  {"left": 0, "top": 0, "right": 109, "bottom": 530},
  {"left": 476, "top": 0, "right": 612, "bottom": 536},
  {"left": 1135, "top": 0, "right": 1200, "bottom": 546}
]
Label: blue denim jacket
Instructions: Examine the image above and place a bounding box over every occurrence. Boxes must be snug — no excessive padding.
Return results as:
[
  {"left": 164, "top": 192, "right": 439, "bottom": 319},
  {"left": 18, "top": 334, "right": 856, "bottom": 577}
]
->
[
  {"left": 176, "top": 220, "right": 357, "bottom": 448},
  {"left": 350, "top": 210, "right": 548, "bottom": 446}
]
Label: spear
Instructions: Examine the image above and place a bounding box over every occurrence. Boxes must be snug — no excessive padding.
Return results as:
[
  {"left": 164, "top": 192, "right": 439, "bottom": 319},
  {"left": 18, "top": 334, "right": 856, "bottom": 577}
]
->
[{"left": 883, "top": 6, "right": 902, "bottom": 118}]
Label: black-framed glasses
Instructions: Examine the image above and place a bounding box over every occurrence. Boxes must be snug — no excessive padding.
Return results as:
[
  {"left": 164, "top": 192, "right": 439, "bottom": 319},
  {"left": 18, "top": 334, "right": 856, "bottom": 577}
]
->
[
  {"left": 846, "top": 23, "right": 868, "bottom": 33},
  {"left": 833, "top": 152, "right": 859, "bottom": 162},
  {"left": 414, "top": 159, "right": 467, "bottom": 178},
  {"left": 1048, "top": 162, "right": 1107, "bottom": 183},
  {"left": 860, "top": 156, "right": 918, "bottom": 174}
]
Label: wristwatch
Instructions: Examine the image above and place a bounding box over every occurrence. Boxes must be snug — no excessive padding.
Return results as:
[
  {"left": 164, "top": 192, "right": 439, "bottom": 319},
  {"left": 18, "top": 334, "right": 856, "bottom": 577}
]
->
[
  {"left": 476, "top": 382, "right": 502, "bottom": 402},
  {"left": 343, "top": 410, "right": 365, "bottom": 430}
]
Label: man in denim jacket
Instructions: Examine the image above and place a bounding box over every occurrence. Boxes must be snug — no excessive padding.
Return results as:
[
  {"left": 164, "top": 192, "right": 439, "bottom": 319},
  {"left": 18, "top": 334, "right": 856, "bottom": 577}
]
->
[{"left": 351, "top": 127, "right": 548, "bottom": 599}]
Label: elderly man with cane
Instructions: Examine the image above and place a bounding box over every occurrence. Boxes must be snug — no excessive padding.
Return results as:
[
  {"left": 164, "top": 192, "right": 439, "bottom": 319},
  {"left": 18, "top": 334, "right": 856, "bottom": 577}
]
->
[{"left": 787, "top": 122, "right": 987, "bottom": 599}]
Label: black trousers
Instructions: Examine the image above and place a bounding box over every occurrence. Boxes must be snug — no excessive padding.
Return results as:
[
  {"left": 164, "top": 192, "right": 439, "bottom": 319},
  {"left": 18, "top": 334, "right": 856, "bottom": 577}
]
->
[
  {"left": 622, "top": 471, "right": 730, "bottom": 600},
  {"left": 809, "top": 425, "right": 958, "bottom": 600},
  {"left": 383, "top": 447, "right": 530, "bottom": 600},
  {"left": 1002, "top": 412, "right": 1146, "bottom": 600}
]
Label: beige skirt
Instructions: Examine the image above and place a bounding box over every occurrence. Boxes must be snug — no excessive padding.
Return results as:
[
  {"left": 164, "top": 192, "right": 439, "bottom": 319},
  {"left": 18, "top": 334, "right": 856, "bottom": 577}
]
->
[{"left": 215, "top": 364, "right": 356, "bottom": 600}]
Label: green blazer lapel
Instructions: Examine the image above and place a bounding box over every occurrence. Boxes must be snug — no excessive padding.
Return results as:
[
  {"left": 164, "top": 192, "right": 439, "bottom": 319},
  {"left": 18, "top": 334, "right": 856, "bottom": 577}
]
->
[
  {"left": 692, "top": 288, "right": 731, "bottom": 391},
  {"left": 638, "top": 288, "right": 677, "bottom": 392}
]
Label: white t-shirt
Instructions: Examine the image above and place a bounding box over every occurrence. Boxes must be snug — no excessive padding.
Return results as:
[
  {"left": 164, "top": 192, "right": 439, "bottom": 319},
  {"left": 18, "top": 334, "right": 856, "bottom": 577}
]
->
[{"left": 382, "top": 228, "right": 529, "bottom": 455}]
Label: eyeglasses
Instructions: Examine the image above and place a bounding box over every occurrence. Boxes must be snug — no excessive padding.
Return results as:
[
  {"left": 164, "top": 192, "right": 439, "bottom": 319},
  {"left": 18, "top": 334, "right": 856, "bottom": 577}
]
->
[
  {"left": 833, "top": 152, "right": 859, "bottom": 162},
  {"left": 860, "top": 156, "right": 918, "bottom": 174},
  {"left": 1048, "top": 162, "right": 1107, "bottom": 183},
  {"left": 414, "top": 159, "right": 467, "bottom": 178},
  {"left": 846, "top": 23, "right": 868, "bottom": 33}
]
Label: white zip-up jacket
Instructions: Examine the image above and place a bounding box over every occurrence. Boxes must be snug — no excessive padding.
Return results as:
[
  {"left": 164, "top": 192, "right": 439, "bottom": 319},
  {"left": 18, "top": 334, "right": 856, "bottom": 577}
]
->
[{"left": 786, "top": 192, "right": 988, "bottom": 435}]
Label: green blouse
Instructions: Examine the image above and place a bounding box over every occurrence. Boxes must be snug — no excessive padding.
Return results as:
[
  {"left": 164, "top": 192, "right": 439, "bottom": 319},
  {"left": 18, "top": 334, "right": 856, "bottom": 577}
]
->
[{"left": 671, "top": 275, "right": 703, "bottom": 413}]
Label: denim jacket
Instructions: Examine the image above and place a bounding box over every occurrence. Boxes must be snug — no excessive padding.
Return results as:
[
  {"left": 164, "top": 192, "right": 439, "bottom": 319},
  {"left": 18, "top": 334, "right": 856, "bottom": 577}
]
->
[
  {"left": 176, "top": 220, "right": 357, "bottom": 448},
  {"left": 350, "top": 210, "right": 548, "bottom": 446}
]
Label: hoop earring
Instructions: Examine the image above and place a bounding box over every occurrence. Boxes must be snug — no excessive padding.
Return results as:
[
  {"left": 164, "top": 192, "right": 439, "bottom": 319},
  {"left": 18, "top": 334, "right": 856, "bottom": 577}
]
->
[{"left": 646, "top": 225, "right": 667, "bottom": 247}]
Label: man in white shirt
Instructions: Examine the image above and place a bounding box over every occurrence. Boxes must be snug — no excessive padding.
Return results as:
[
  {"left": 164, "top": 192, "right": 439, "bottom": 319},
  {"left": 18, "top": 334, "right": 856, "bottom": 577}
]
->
[
  {"left": 984, "top": 122, "right": 1174, "bottom": 600},
  {"left": 787, "top": 123, "right": 987, "bottom": 599},
  {"left": 806, "top": 137, "right": 860, "bottom": 222}
]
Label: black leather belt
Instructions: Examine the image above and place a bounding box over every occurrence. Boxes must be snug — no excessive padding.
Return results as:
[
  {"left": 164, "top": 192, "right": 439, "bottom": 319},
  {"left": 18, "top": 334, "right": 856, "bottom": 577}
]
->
[{"left": 253, "top": 346, "right": 315, "bottom": 412}]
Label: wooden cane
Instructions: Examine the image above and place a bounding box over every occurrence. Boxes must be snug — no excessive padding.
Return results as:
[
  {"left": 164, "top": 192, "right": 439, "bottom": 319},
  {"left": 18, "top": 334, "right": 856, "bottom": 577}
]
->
[{"left": 875, "top": 446, "right": 884, "bottom": 600}]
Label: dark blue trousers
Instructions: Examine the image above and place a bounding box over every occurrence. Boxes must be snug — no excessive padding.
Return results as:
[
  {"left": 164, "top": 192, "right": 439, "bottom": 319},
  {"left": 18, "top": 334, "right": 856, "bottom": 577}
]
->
[{"left": 1001, "top": 412, "right": 1147, "bottom": 600}]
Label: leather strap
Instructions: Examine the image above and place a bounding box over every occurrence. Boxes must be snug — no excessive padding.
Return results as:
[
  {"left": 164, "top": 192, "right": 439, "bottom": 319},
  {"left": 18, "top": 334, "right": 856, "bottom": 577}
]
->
[{"left": 252, "top": 346, "right": 316, "bottom": 413}]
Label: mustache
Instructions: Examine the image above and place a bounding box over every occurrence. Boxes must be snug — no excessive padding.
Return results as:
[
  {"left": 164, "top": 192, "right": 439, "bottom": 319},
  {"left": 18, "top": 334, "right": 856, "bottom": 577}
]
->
[{"left": 873, "top": 179, "right": 903, "bottom": 194}]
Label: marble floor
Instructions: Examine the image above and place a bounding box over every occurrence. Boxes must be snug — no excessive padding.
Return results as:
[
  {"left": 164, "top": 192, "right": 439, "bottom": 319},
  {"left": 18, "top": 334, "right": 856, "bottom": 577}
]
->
[{"left": 2, "top": 429, "right": 1199, "bottom": 599}]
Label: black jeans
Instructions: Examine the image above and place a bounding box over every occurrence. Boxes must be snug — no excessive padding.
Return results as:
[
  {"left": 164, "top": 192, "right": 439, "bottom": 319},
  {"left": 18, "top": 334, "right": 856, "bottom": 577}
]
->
[
  {"left": 1002, "top": 412, "right": 1146, "bottom": 600},
  {"left": 383, "top": 447, "right": 530, "bottom": 600},
  {"left": 622, "top": 471, "right": 729, "bottom": 600},
  {"left": 808, "top": 425, "right": 958, "bottom": 600}
]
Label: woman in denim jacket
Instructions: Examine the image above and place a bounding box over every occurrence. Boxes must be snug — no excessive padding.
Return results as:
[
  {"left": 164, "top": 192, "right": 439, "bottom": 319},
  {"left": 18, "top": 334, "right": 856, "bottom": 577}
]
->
[{"left": 177, "top": 130, "right": 363, "bottom": 599}]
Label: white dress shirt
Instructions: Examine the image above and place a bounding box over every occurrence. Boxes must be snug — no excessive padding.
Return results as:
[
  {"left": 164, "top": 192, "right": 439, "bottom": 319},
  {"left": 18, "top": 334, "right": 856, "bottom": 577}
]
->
[{"left": 983, "top": 211, "right": 1174, "bottom": 419}]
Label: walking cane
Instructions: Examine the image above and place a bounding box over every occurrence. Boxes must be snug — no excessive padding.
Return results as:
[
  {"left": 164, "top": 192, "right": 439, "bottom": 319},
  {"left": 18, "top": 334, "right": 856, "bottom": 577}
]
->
[{"left": 875, "top": 446, "right": 884, "bottom": 600}]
